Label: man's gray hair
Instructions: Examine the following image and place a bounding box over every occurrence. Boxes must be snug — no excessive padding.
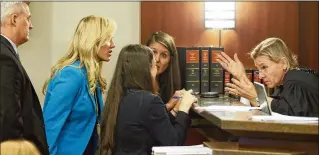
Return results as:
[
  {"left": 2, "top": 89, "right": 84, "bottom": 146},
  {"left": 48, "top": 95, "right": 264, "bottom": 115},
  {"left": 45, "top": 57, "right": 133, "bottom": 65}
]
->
[{"left": 1, "top": 2, "right": 27, "bottom": 25}]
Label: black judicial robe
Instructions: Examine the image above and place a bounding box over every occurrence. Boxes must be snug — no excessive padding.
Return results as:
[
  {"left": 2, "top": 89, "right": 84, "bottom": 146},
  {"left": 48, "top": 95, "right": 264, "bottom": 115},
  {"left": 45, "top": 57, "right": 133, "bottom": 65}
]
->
[{"left": 271, "top": 70, "right": 319, "bottom": 117}]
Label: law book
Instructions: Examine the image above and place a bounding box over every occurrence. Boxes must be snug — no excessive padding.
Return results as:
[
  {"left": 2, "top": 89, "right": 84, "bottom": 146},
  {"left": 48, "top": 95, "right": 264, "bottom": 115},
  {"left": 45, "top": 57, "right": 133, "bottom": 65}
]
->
[
  {"left": 246, "top": 69, "right": 253, "bottom": 83},
  {"left": 210, "top": 47, "right": 224, "bottom": 94},
  {"left": 185, "top": 47, "right": 200, "bottom": 93},
  {"left": 200, "top": 47, "right": 210, "bottom": 94},
  {"left": 177, "top": 47, "right": 187, "bottom": 90},
  {"left": 224, "top": 71, "right": 231, "bottom": 85}
]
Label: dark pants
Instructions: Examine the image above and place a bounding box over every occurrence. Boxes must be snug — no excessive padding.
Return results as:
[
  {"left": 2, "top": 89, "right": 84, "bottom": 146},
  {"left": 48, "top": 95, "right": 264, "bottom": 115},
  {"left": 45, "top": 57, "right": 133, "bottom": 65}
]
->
[{"left": 83, "top": 129, "right": 95, "bottom": 155}]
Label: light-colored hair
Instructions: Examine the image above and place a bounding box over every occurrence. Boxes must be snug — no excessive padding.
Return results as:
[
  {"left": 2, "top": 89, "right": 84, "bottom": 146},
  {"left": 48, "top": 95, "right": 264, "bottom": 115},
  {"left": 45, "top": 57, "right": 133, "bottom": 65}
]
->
[
  {"left": 250, "top": 37, "right": 298, "bottom": 70},
  {"left": 0, "top": 2, "right": 29, "bottom": 26},
  {"left": 42, "top": 15, "right": 117, "bottom": 95},
  {"left": 0, "top": 140, "right": 40, "bottom": 155}
]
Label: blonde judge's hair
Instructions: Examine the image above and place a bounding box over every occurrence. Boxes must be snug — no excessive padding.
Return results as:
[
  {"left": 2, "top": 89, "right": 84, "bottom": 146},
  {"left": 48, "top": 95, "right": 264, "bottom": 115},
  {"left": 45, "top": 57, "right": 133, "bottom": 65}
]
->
[
  {"left": 42, "top": 15, "right": 116, "bottom": 95},
  {"left": 0, "top": 140, "right": 40, "bottom": 155},
  {"left": 250, "top": 37, "right": 298, "bottom": 70}
]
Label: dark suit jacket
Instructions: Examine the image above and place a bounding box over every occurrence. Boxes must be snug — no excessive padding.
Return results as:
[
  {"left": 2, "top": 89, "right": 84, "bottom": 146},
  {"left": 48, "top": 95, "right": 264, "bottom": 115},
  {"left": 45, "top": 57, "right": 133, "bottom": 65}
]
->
[
  {"left": 0, "top": 35, "right": 49, "bottom": 155},
  {"left": 114, "top": 89, "right": 191, "bottom": 155}
]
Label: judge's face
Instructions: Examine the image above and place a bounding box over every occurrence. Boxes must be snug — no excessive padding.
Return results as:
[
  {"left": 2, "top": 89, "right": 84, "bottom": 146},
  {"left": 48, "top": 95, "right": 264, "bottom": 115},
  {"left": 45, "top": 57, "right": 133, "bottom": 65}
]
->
[
  {"left": 148, "top": 42, "right": 171, "bottom": 75},
  {"left": 254, "top": 56, "right": 287, "bottom": 88},
  {"left": 98, "top": 38, "right": 115, "bottom": 62}
]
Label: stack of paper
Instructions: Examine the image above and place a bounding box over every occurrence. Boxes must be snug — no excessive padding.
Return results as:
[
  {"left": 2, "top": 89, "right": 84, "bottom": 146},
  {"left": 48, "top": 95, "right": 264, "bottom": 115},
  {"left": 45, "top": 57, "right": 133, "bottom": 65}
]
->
[
  {"left": 152, "top": 145, "right": 212, "bottom": 155},
  {"left": 195, "top": 105, "right": 261, "bottom": 112},
  {"left": 252, "top": 112, "right": 319, "bottom": 123}
]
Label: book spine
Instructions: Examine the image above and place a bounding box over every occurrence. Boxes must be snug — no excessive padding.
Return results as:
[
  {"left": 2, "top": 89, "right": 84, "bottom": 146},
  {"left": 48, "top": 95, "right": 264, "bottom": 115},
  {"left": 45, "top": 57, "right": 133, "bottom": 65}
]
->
[
  {"left": 177, "top": 47, "right": 187, "bottom": 90},
  {"left": 224, "top": 71, "right": 231, "bottom": 85},
  {"left": 246, "top": 69, "right": 253, "bottom": 83},
  {"left": 185, "top": 48, "right": 200, "bottom": 93},
  {"left": 210, "top": 48, "right": 224, "bottom": 94},
  {"left": 200, "top": 48, "right": 209, "bottom": 94}
]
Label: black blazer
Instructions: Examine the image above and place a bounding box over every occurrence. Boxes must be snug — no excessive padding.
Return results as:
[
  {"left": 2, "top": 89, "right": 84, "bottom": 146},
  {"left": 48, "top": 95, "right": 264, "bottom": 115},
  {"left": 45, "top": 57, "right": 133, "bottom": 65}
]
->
[
  {"left": 114, "top": 89, "right": 191, "bottom": 155},
  {"left": 0, "top": 35, "right": 49, "bottom": 155}
]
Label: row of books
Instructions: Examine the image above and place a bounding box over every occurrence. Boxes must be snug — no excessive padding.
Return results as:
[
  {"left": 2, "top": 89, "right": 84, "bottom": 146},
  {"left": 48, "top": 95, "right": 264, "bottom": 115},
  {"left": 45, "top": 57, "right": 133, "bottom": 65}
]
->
[
  {"left": 177, "top": 46, "right": 277, "bottom": 96},
  {"left": 177, "top": 46, "right": 224, "bottom": 94}
]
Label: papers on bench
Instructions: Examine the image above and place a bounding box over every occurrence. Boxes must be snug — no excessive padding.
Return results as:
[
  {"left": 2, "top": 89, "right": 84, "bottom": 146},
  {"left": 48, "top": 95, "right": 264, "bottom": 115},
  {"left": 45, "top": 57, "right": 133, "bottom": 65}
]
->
[
  {"left": 195, "top": 105, "right": 261, "bottom": 112},
  {"left": 195, "top": 105, "right": 318, "bottom": 124},
  {"left": 252, "top": 112, "right": 319, "bottom": 123},
  {"left": 152, "top": 144, "right": 212, "bottom": 155}
]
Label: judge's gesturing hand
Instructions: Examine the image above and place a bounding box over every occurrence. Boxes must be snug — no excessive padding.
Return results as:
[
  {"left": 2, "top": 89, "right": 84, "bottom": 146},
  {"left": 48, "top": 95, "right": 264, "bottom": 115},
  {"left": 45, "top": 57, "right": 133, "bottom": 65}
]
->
[
  {"left": 225, "top": 77, "right": 259, "bottom": 107},
  {"left": 216, "top": 52, "right": 246, "bottom": 80},
  {"left": 178, "top": 89, "right": 197, "bottom": 114}
]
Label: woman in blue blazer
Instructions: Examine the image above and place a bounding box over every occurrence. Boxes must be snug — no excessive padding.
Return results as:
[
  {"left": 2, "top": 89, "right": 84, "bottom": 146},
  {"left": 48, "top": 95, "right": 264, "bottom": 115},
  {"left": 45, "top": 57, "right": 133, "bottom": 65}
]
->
[{"left": 42, "top": 15, "right": 117, "bottom": 155}]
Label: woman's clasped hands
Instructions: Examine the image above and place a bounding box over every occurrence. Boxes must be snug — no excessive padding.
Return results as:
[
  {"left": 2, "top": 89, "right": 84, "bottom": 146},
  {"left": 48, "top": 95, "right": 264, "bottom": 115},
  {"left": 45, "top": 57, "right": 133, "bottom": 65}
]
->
[{"left": 171, "top": 89, "right": 197, "bottom": 114}]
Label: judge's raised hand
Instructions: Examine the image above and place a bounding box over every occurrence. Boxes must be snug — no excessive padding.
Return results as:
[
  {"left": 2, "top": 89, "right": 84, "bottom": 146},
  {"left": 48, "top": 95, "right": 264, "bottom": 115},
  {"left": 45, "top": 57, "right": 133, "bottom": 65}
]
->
[
  {"left": 216, "top": 52, "right": 246, "bottom": 80},
  {"left": 225, "top": 76, "right": 259, "bottom": 107},
  {"left": 178, "top": 89, "right": 197, "bottom": 114}
]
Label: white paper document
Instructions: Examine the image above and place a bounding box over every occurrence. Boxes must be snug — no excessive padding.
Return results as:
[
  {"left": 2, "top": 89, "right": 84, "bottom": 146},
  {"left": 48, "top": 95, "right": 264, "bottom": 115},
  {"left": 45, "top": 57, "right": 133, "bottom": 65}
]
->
[
  {"left": 252, "top": 112, "right": 319, "bottom": 123},
  {"left": 152, "top": 145, "right": 212, "bottom": 155},
  {"left": 195, "top": 105, "right": 261, "bottom": 112}
]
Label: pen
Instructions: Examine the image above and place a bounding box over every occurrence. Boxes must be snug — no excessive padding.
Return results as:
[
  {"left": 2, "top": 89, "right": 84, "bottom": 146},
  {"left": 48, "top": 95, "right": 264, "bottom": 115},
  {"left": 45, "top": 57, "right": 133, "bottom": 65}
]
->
[{"left": 172, "top": 95, "right": 182, "bottom": 99}]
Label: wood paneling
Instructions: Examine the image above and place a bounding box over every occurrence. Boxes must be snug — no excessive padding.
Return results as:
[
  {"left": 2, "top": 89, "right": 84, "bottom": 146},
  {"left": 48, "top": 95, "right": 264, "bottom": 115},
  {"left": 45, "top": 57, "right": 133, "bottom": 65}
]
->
[
  {"left": 299, "top": 2, "right": 319, "bottom": 71},
  {"left": 141, "top": 2, "right": 300, "bottom": 68},
  {"left": 141, "top": 2, "right": 319, "bottom": 145}
]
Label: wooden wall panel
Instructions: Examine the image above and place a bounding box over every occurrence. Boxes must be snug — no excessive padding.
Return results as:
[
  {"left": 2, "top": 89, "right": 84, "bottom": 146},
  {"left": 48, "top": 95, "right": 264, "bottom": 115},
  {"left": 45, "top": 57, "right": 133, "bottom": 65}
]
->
[
  {"left": 141, "top": 2, "right": 299, "bottom": 68},
  {"left": 140, "top": 2, "right": 318, "bottom": 145},
  {"left": 299, "top": 2, "right": 318, "bottom": 71}
]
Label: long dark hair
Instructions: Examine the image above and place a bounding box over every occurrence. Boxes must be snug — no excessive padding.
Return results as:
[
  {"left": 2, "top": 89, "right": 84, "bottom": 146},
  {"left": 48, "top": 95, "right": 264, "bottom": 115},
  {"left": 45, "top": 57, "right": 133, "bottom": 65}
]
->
[
  {"left": 98, "top": 44, "right": 157, "bottom": 155},
  {"left": 146, "top": 31, "right": 181, "bottom": 103}
]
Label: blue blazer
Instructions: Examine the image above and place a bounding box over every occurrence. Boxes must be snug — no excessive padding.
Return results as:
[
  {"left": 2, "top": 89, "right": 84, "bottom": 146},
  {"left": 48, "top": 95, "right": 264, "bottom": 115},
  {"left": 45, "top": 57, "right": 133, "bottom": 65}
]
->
[{"left": 43, "top": 60, "right": 104, "bottom": 155}]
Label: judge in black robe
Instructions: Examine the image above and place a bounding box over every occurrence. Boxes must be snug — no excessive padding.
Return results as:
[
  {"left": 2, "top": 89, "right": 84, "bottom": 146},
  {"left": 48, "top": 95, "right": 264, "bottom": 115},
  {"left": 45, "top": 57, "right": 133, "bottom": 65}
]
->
[{"left": 271, "top": 69, "right": 318, "bottom": 117}]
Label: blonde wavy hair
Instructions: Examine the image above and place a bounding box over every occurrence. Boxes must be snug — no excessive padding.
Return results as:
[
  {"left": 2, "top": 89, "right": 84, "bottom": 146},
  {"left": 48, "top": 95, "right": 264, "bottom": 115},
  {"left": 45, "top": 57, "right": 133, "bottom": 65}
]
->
[
  {"left": 42, "top": 15, "right": 117, "bottom": 95},
  {"left": 0, "top": 140, "right": 40, "bottom": 155},
  {"left": 250, "top": 37, "right": 298, "bottom": 70}
]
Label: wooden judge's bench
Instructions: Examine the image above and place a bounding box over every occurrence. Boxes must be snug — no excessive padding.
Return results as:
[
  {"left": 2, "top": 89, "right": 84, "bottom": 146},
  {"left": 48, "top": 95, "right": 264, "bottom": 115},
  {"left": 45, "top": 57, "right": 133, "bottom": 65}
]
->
[{"left": 185, "top": 97, "right": 318, "bottom": 155}]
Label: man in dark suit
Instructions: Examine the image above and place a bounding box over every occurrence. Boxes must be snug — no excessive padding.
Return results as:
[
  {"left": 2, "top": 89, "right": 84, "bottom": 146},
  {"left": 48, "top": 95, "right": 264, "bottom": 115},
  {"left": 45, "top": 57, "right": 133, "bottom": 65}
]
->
[{"left": 0, "top": 2, "right": 49, "bottom": 155}]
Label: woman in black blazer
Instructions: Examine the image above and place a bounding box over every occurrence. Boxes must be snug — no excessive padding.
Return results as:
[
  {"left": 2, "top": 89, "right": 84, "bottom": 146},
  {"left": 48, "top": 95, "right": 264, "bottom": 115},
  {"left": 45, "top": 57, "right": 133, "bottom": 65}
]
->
[{"left": 98, "top": 44, "right": 197, "bottom": 155}]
